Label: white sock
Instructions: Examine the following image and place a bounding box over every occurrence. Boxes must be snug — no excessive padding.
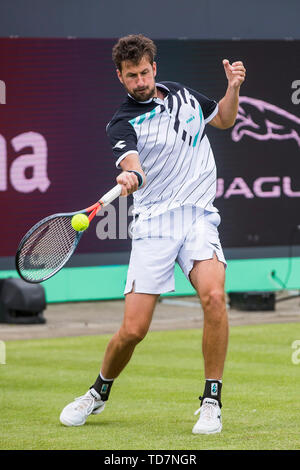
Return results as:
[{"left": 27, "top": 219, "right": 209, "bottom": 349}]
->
[{"left": 100, "top": 371, "right": 114, "bottom": 382}]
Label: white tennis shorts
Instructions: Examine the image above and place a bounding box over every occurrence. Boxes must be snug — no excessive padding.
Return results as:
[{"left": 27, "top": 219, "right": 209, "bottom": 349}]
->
[{"left": 124, "top": 205, "right": 227, "bottom": 295}]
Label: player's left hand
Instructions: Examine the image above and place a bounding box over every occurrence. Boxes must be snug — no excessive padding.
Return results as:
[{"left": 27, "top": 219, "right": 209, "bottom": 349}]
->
[{"left": 222, "top": 59, "right": 246, "bottom": 89}]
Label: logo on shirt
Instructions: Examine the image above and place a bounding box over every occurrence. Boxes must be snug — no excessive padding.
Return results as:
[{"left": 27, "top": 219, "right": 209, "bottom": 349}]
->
[
  {"left": 113, "top": 140, "right": 126, "bottom": 150},
  {"left": 186, "top": 114, "right": 195, "bottom": 124}
]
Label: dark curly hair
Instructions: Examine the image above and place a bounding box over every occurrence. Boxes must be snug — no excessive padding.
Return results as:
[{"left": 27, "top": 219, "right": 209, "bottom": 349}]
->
[{"left": 112, "top": 34, "right": 157, "bottom": 71}]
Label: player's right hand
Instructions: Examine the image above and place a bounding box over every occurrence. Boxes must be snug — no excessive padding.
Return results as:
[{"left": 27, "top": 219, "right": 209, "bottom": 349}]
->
[{"left": 116, "top": 171, "right": 139, "bottom": 196}]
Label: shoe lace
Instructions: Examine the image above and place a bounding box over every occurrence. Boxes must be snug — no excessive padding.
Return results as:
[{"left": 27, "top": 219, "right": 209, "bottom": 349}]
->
[
  {"left": 200, "top": 403, "right": 214, "bottom": 420},
  {"left": 74, "top": 393, "right": 95, "bottom": 414},
  {"left": 194, "top": 396, "right": 216, "bottom": 421}
]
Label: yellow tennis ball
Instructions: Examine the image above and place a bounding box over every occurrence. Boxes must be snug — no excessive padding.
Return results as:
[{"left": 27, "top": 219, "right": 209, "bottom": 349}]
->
[{"left": 71, "top": 214, "right": 90, "bottom": 231}]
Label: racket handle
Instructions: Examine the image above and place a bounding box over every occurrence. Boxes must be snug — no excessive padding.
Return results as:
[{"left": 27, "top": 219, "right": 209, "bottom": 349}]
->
[{"left": 100, "top": 184, "right": 122, "bottom": 207}]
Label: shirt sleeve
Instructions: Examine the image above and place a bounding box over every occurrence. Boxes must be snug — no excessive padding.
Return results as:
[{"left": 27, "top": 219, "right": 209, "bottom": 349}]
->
[
  {"left": 185, "top": 87, "right": 218, "bottom": 124},
  {"left": 106, "top": 118, "right": 138, "bottom": 168}
]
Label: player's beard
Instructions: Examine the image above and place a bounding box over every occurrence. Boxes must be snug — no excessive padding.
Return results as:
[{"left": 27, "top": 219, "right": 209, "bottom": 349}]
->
[{"left": 130, "top": 84, "right": 156, "bottom": 102}]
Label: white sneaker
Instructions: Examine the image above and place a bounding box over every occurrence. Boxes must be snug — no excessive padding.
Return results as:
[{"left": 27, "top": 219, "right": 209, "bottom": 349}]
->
[
  {"left": 60, "top": 388, "right": 106, "bottom": 426},
  {"left": 192, "top": 398, "right": 222, "bottom": 434}
]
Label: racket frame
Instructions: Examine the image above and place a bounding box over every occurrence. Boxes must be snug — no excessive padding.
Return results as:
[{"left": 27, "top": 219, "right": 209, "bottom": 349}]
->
[
  {"left": 16, "top": 210, "right": 85, "bottom": 283},
  {"left": 15, "top": 184, "right": 122, "bottom": 283}
]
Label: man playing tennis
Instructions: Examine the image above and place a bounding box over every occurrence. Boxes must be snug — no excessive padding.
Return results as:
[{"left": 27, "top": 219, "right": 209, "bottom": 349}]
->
[{"left": 60, "top": 34, "right": 246, "bottom": 434}]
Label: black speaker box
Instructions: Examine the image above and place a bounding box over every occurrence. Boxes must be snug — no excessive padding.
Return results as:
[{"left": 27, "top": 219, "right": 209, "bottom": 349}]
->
[
  {"left": 0, "top": 278, "right": 46, "bottom": 324},
  {"left": 228, "top": 291, "right": 275, "bottom": 311}
]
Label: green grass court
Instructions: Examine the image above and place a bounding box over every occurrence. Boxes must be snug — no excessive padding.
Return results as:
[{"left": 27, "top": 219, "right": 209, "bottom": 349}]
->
[{"left": 1, "top": 323, "right": 300, "bottom": 450}]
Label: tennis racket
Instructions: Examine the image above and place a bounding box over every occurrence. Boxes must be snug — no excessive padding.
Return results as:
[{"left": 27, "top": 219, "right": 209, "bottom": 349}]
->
[{"left": 15, "top": 184, "right": 122, "bottom": 284}]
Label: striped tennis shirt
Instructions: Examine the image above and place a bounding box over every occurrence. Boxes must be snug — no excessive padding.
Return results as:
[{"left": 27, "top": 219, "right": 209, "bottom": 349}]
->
[{"left": 106, "top": 81, "right": 219, "bottom": 219}]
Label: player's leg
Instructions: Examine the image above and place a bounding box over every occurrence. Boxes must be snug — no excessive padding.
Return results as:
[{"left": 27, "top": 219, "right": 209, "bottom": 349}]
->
[
  {"left": 99, "top": 290, "right": 159, "bottom": 379},
  {"left": 94, "top": 232, "right": 176, "bottom": 393},
  {"left": 190, "top": 253, "right": 228, "bottom": 434},
  {"left": 190, "top": 253, "right": 228, "bottom": 381},
  {"left": 176, "top": 208, "right": 228, "bottom": 433},
  {"left": 59, "top": 291, "right": 158, "bottom": 427},
  {"left": 59, "top": 224, "right": 178, "bottom": 427}
]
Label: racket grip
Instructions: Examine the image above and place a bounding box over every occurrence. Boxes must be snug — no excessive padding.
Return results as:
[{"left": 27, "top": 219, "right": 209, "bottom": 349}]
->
[{"left": 100, "top": 184, "right": 122, "bottom": 206}]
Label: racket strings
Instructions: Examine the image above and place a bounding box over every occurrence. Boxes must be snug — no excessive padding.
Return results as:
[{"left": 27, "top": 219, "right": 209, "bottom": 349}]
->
[{"left": 17, "top": 216, "right": 78, "bottom": 282}]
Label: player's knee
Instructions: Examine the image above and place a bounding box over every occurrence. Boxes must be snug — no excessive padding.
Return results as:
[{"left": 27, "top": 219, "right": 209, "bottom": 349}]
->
[
  {"left": 201, "top": 289, "right": 226, "bottom": 320},
  {"left": 119, "top": 325, "right": 147, "bottom": 345}
]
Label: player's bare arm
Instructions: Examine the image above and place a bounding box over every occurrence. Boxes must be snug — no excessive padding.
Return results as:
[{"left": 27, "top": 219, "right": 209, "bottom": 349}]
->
[
  {"left": 209, "top": 60, "right": 246, "bottom": 129},
  {"left": 117, "top": 153, "right": 146, "bottom": 196}
]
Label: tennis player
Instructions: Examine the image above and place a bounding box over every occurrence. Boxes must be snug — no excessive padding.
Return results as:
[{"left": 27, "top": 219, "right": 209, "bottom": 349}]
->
[{"left": 60, "top": 34, "right": 246, "bottom": 434}]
